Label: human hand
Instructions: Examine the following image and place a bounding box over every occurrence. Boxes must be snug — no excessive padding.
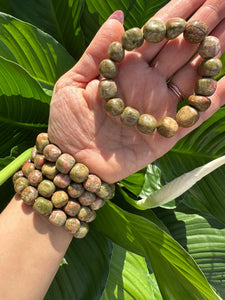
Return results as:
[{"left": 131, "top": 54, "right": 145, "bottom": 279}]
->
[{"left": 48, "top": 0, "right": 225, "bottom": 183}]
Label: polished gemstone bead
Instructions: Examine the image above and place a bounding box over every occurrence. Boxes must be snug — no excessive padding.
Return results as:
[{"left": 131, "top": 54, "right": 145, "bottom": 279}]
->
[
  {"left": 198, "top": 36, "right": 221, "bottom": 58},
  {"left": 13, "top": 170, "right": 24, "bottom": 184},
  {"left": 99, "top": 59, "right": 118, "bottom": 79},
  {"left": 53, "top": 173, "right": 71, "bottom": 188},
  {"left": 79, "top": 191, "right": 96, "bottom": 206},
  {"left": 89, "top": 197, "right": 105, "bottom": 210},
  {"left": 49, "top": 210, "right": 67, "bottom": 227},
  {"left": 176, "top": 105, "right": 199, "bottom": 127},
  {"left": 95, "top": 182, "right": 115, "bottom": 199},
  {"left": 77, "top": 206, "right": 92, "bottom": 222},
  {"left": 41, "top": 162, "right": 58, "bottom": 180},
  {"left": 108, "top": 41, "right": 125, "bottom": 62},
  {"left": 21, "top": 186, "right": 38, "bottom": 205},
  {"left": 166, "top": 18, "right": 187, "bottom": 40},
  {"left": 120, "top": 106, "right": 140, "bottom": 126},
  {"left": 137, "top": 114, "right": 157, "bottom": 134},
  {"left": 14, "top": 177, "right": 29, "bottom": 194},
  {"left": 64, "top": 218, "right": 80, "bottom": 234},
  {"left": 83, "top": 174, "right": 101, "bottom": 193},
  {"left": 98, "top": 79, "right": 117, "bottom": 99},
  {"left": 34, "top": 154, "right": 46, "bottom": 170},
  {"left": 188, "top": 95, "right": 211, "bottom": 112},
  {"left": 38, "top": 179, "right": 56, "bottom": 198},
  {"left": 36, "top": 133, "right": 49, "bottom": 153},
  {"left": 67, "top": 182, "right": 84, "bottom": 198},
  {"left": 73, "top": 222, "right": 89, "bottom": 239},
  {"left": 105, "top": 98, "right": 124, "bottom": 116},
  {"left": 195, "top": 78, "right": 217, "bottom": 96},
  {"left": 86, "top": 210, "right": 96, "bottom": 223},
  {"left": 31, "top": 146, "right": 38, "bottom": 162},
  {"left": 157, "top": 117, "right": 179, "bottom": 138},
  {"left": 51, "top": 190, "right": 69, "bottom": 208},
  {"left": 70, "top": 163, "right": 89, "bottom": 183},
  {"left": 143, "top": 20, "right": 166, "bottom": 43},
  {"left": 121, "top": 28, "right": 144, "bottom": 50},
  {"left": 56, "top": 153, "right": 75, "bottom": 174},
  {"left": 198, "top": 58, "right": 222, "bottom": 77},
  {"left": 183, "top": 20, "right": 208, "bottom": 43},
  {"left": 43, "top": 144, "right": 61, "bottom": 162},
  {"left": 64, "top": 200, "right": 80, "bottom": 217},
  {"left": 28, "top": 170, "right": 43, "bottom": 187},
  {"left": 22, "top": 162, "right": 35, "bottom": 177},
  {"left": 33, "top": 197, "right": 53, "bottom": 216}
]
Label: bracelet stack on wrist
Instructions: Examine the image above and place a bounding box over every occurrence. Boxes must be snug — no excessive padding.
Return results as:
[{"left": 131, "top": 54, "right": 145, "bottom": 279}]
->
[
  {"left": 98, "top": 18, "right": 222, "bottom": 138},
  {"left": 13, "top": 133, "right": 115, "bottom": 239}
]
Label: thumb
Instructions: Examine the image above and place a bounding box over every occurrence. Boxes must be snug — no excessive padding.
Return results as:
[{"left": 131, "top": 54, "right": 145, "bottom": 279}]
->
[{"left": 65, "top": 10, "right": 124, "bottom": 86}]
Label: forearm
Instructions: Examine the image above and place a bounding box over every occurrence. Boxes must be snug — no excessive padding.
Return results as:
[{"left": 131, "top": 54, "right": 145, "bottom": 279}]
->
[{"left": 0, "top": 195, "right": 72, "bottom": 300}]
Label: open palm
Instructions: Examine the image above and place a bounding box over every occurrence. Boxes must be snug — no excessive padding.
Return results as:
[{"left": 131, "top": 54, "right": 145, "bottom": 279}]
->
[{"left": 48, "top": 1, "right": 225, "bottom": 183}]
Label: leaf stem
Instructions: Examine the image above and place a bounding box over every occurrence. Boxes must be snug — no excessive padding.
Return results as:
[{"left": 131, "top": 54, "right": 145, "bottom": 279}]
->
[{"left": 0, "top": 148, "right": 32, "bottom": 186}]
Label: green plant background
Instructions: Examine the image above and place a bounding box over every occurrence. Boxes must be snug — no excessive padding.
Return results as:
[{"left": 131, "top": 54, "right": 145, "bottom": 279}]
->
[{"left": 0, "top": 0, "right": 225, "bottom": 299}]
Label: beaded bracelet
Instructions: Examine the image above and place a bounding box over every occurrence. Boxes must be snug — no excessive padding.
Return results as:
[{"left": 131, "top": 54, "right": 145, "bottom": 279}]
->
[
  {"left": 98, "top": 18, "right": 222, "bottom": 138},
  {"left": 13, "top": 133, "right": 115, "bottom": 239}
]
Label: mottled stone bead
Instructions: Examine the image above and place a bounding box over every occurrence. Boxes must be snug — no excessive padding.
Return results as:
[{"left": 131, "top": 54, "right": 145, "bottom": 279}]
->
[
  {"left": 36, "top": 133, "right": 49, "bottom": 153},
  {"left": 95, "top": 182, "right": 115, "bottom": 199},
  {"left": 86, "top": 210, "right": 96, "bottom": 223},
  {"left": 22, "top": 162, "right": 35, "bottom": 177},
  {"left": 98, "top": 79, "right": 117, "bottom": 99},
  {"left": 188, "top": 95, "right": 211, "bottom": 112},
  {"left": 143, "top": 20, "right": 166, "bottom": 43},
  {"left": 70, "top": 163, "right": 89, "bottom": 183},
  {"left": 137, "top": 114, "right": 157, "bottom": 134},
  {"left": 33, "top": 197, "right": 53, "bottom": 216},
  {"left": 38, "top": 179, "right": 56, "bottom": 198},
  {"left": 121, "top": 27, "right": 144, "bottom": 50},
  {"left": 21, "top": 186, "right": 38, "bottom": 205},
  {"left": 28, "top": 170, "right": 43, "bottom": 187},
  {"left": 166, "top": 18, "right": 187, "bottom": 40},
  {"left": 195, "top": 78, "right": 217, "bottom": 96},
  {"left": 157, "top": 117, "right": 179, "bottom": 138},
  {"left": 108, "top": 41, "right": 125, "bottom": 62},
  {"left": 77, "top": 206, "right": 92, "bottom": 222},
  {"left": 13, "top": 170, "right": 24, "bottom": 184},
  {"left": 83, "top": 174, "right": 101, "bottom": 193},
  {"left": 56, "top": 153, "right": 75, "bottom": 174},
  {"left": 89, "top": 197, "right": 105, "bottom": 210},
  {"left": 120, "top": 106, "right": 140, "bottom": 126},
  {"left": 105, "top": 98, "right": 125, "bottom": 116},
  {"left": 31, "top": 146, "right": 38, "bottom": 162},
  {"left": 43, "top": 144, "right": 61, "bottom": 162},
  {"left": 23, "top": 158, "right": 32, "bottom": 166},
  {"left": 42, "top": 162, "right": 58, "bottom": 180},
  {"left": 198, "top": 58, "right": 222, "bottom": 77},
  {"left": 65, "top": 218, "right": 80, "bottom": 234},
  {"left": 183, "top": 20, "right": 208, "bottom": 44},
  {"left": 176, "top": 105, "right": 199, "bottom": 128},
  {"left": 49, "top": 210, "right": 67, "bottom": 227},
  {"left": 53, "top": 173, "right": 71, "bottom": 188},
  {"left": 67, "top": 182, "right": 84, "bottom": 198},
  {"left": 99, "top": 59, "right": 118, "bottom": 79},
  {"left": 51, "top": 190, "right": 69, "bottom": 208},
  {"left": 79, "top": 191, "right": 96, "bottom": 206},
  {"left": 73, "top": 222, "right": 89, "bottom": 239},
  {"left": 198, "top": 36, "right": 221, "bottom": 58},
  {"left": 34, "top": 154, "right": 46, "bottom": 170},
  {"left": 64, "top": 200, "right": 80, "bottom": 217},
  {"left": 14, "top": 177, "right": 29, "bottom": 194}
]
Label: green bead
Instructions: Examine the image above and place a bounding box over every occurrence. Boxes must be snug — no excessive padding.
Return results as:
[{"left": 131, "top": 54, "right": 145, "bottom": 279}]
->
[
  {"left": 99, "top": 59, "right": 118, "bottom": 79},
  {"left": 77, "top": 206, "right": 93, "bottom": 222},
  {"left": 188, "top": 95, "right": 211, "bottom": 112},
  {"left": 56, "top": 153, "right": 75, "bottom": 174},
  {"left": 38, "top": 179, "right": 56, "bottom": 198},
  {"left": 121, "top": 27, "right": 144, "bottom": 50},
  {"left": 89, "top": 197, "right": 105, "bottom": 210},
  {"left": 64, "top": 201, "right": 80, "bottom": 217},
  {"left": 22, "top": 163, "right": 35, "bottom": 177},
  {"left": 108, "top": 41, "right": 125, "bottom": 62},
  {"left": 98, "top": 79, "right": 117, "bottom": 99},
  {"left": 198, "top": 36, "right": 221, "bottom": 59},
  {"left": 143, "top": 20, "right": 166, "bottom": 43},
  {"left": 14, "top": 177, "right": 29, "bottom": 194},
  {"left": 49, "top": 210, "right": 67, "bottom": 227},
  {"left": 51, "top": 190, "right": 69, "bottom": 208},
  {"left": 67, "top": 182, "right": 84, "bottom": 198},
  {"left": 166, "top": 18, "right": 187, "bottom": 40},
  {"left": 21, "top": 186, "right": 38, "bottom": 205},
  {"left": 36, "top": 133, "right": 49, "bottom": 153},
  {"left": 198, "top": 58, "right": 222, "bottom": 77},
  {"left": 157, "top": 117, "right": 178, "bottom": 138},
  {"left": 65, "top": 218, "right": 80, "bottom": 234},
  {"left": 70, "top": 163, "right": 89, "bottom": 183},
  {"left": 120, "top": 106, "right": 140, "bottom": 126},
  {"left": 13, "top": 170, "right": 24, "bottom": 184},
  {"left": 176, "top": 105, "right": 199, "bottom": 128},
  {"left": 41, "top": 162, "right": 58, "bottom": 180},
  {"left": 183, "top": 20, "right": 208, "bottom": 44},
  {"left": 95, "top": 182, "right": 115, "bottom": 199},
  {"left": 137, "top": 114, "right": 157, "bottom": 134},
  {"left": 86, "top": 210, "right": 96, "bottom": 223},
  {"left": 83, "top": 174, "right": 101, "bottom": 193},
  {"left": 73, "top": 222, "right": 89, "bottom": 239},
  {"left": 105, "top": 98, "right": 124, "bottom": 116},
  {"left": 195, "top": 78, "right": 217, "bottom": 96},
  {"left": 33, "top": 197, "right": 53, "bottom": 216},
  {"left": 79, "top": 191, "right": 96, "bottom": 206}
]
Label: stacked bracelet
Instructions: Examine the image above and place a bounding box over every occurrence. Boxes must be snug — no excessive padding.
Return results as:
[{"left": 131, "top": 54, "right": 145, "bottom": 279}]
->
[
  {"left": 13, "top": 133, "right": 115, "bottom": 239},
  {"left": 98, "top": 18, "right": 222, "bottom": 138}
]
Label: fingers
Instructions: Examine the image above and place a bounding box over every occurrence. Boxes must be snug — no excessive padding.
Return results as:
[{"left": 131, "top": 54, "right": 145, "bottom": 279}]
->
[{"left": 58, "top": 11, "right": 124, "bottom": 88}]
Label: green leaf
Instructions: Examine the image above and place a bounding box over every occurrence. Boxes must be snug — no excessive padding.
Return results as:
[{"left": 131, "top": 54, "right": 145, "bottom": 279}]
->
[
  {"left": 94, "top": 201, "right": 221, "bottom": 300},
  {"left": 0, "top": 12, "right": 75, "bottom": 89},
  {"left": 45, "top": 229, "right": 112, "bottom": 300},
  {"left": 101, "top": 243, "right": 158, "bottom": 300}
]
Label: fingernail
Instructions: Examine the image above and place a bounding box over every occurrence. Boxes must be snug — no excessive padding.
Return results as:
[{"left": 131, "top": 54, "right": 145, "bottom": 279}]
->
[{"left": 108, "top": 10, "right": 124, "bottom": 24}]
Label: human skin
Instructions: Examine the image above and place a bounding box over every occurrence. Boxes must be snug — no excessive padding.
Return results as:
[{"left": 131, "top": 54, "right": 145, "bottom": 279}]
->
[{"left": 1, "top": 0, "right": 225, "bottom": 299}]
